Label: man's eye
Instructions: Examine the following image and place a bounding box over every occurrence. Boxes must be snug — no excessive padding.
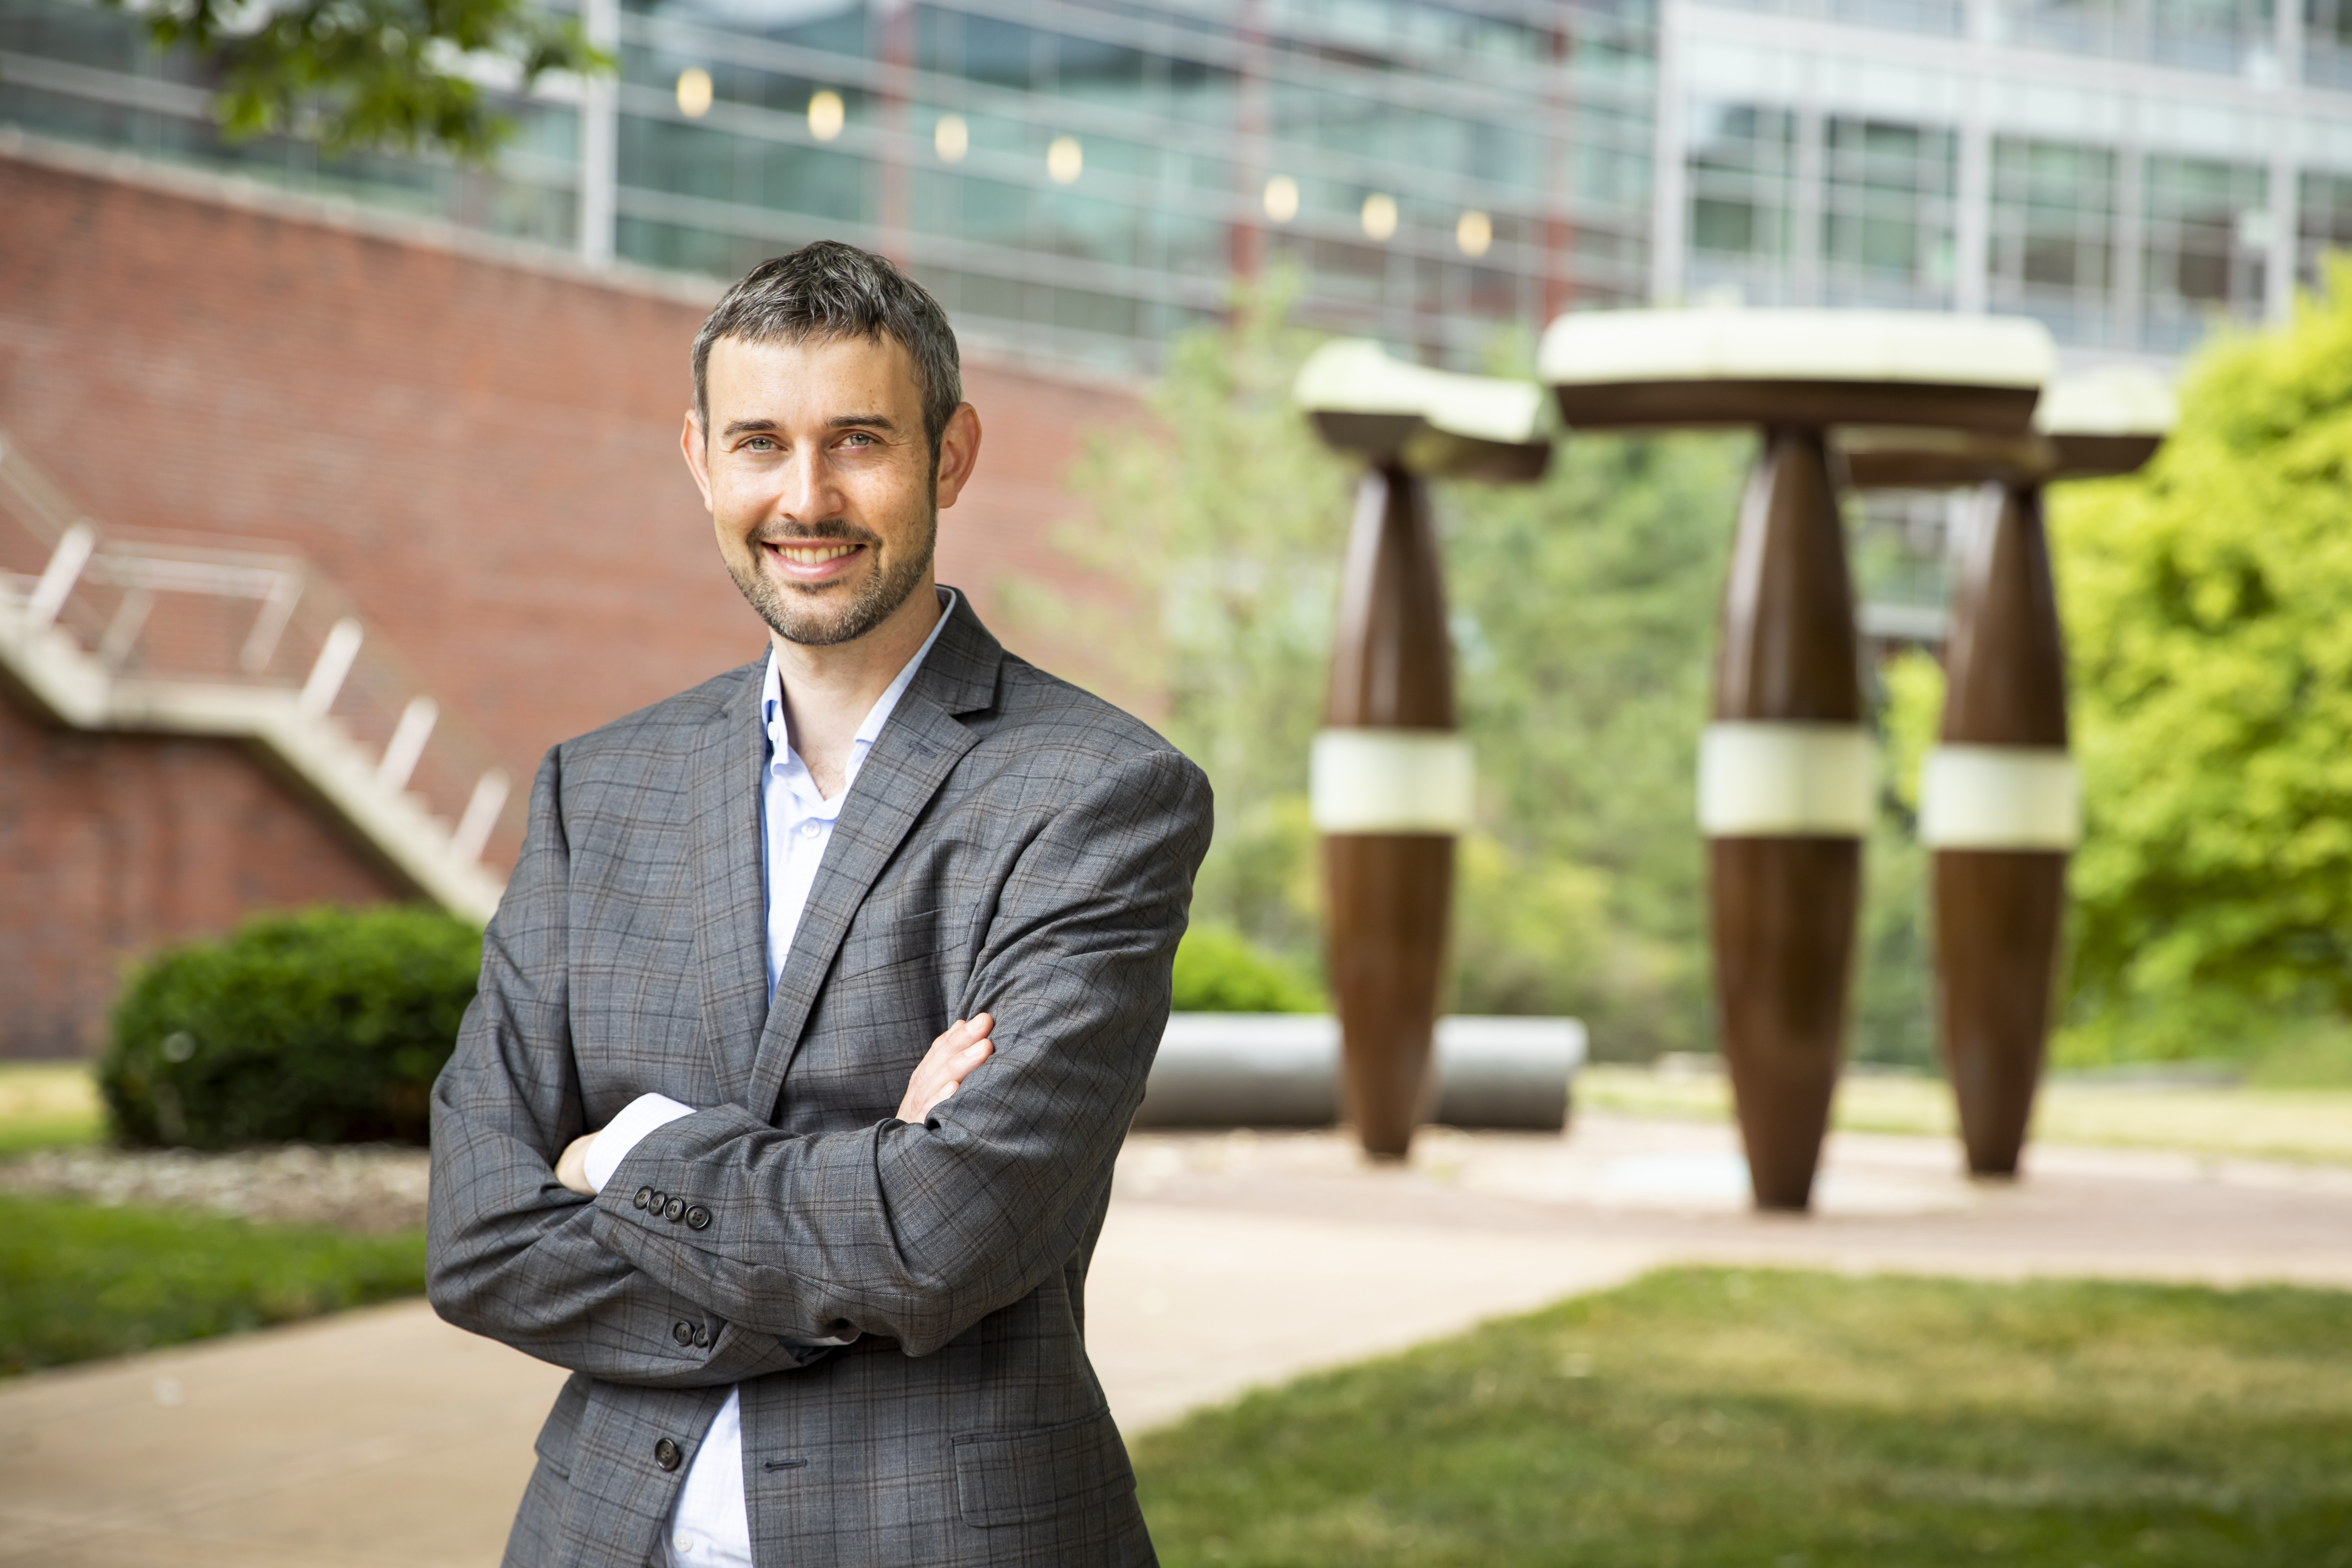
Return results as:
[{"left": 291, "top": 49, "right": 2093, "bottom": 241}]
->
[
  {"left": 840, "top": 432, "right": 875, "bottom": 448},
  {"left": 744, "top": 436, "right": 777, "bottom": 452}
]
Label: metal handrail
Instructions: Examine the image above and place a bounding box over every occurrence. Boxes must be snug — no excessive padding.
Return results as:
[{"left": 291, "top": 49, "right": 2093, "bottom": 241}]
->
[{"left": 0, "top": 429, "right": 517, "bottom": 910}]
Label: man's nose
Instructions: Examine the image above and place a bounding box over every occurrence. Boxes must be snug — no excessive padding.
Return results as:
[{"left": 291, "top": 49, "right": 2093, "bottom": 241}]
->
[{"left": 776, "top": 448, "right": 837, "bottom": 521}]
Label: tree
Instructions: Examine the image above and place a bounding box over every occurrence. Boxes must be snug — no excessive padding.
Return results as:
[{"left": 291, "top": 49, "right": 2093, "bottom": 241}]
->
[
  {"left": 2050, "top": 261, "right": 2352, "bottom": 1060},
  {"left": 1048, "top": 274, "right": 1349, "bottom": 964},
  {"left": 1438, "top": 420, "right": 1746, "bottom": 1054},
  {"left": 112, "top": 0, "right": 606, "bottom": 163},
  {"left": 1048, "top": 280, "right": 1755, "bottom": 1056}
]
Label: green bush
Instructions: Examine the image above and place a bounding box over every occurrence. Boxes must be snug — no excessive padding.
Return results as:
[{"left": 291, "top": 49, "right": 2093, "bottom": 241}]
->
[
  {"left": 100, "top": 905, "right": 481, "bottom": 1148},
  {"left": 1172, "top": 923, "right": 1325, "bottom": 1013}
]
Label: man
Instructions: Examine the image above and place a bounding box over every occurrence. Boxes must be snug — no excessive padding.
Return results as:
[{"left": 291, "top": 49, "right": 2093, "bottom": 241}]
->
[{"left": 427, "top": 240, "right": 1211, "bottom": 1568}]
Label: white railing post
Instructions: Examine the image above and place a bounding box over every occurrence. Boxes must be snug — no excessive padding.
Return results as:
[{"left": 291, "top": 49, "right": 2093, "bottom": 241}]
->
[
  {"left": 240, "top": 572, "right": 304, "bottom": 675},
  {"left": 452, "top": 768, "right": 512, "bottom": 864},
  {"left": 26, "top": 522, "right": 97, "bottom": 630},
  {"left": 375, "top": 695, "right": 440, "bottom": 791},
  {"left": 299, "top": 617, "right": 365, "bottom": 716},
  {"left": 96, "top": 587, "right": 155, "bottom": 668}
]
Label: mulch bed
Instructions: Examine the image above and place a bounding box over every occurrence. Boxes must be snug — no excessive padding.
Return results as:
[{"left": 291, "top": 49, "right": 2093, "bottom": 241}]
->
[{"left": 0, "top": 1144, "right": 430, "bottom": 1233}]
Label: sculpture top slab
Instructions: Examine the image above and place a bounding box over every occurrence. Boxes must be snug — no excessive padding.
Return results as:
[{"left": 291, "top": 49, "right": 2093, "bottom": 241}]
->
[
  {"left": 1839, "top": 364, "right": 2175, "bottom": 489},
  {"left": 1538, "top": 308, "right": 2058, "bottom": 434},
  {"left": 1293, "top": 339, "right": 1552, "bottom": 483}
]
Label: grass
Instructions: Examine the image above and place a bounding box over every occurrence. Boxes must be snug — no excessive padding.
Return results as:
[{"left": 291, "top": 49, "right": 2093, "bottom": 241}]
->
[
  {"left": 0, "top": 1060, "right": 104, "bottom": 1155},
  {"left": 0, "top": 1193, "right": 427, "bottom": 1377},
  {"left": 1134, "top": 1267, "right": 2352, "bottom": 1567},
  {"left": 1577, "top": 1065, "right": 2352, "bottom": 1165}
]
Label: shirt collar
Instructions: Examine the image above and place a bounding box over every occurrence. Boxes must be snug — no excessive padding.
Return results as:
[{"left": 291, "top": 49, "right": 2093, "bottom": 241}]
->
[{"left": 760, "top": 586, "right": 959, "bottom": 775}]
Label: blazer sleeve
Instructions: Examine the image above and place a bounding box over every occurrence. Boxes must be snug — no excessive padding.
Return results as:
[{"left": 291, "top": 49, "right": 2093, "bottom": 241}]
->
[
  {"left": 425, "top": 749, "right": 833, "bottom": 1387},
  {"left": 585, "top": 745, "right": 1214, "bottom": 1357}
]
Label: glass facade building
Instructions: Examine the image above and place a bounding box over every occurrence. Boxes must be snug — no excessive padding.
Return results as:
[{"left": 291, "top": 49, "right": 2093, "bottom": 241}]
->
[
  {"left": 1658, "top": 0, "right": 2349, "bottom": 355},
  {"left": 0, "top": 0, "right": 1659, "bottom": 371},
  {"left": 0, "top": 0, "right": 2345, "bottom": 368}
]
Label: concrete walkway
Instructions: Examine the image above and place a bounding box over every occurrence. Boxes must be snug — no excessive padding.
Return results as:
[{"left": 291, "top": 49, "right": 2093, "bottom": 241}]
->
[{"left": 6, "top": 1112, "right": 2352, "bottom": 1567}]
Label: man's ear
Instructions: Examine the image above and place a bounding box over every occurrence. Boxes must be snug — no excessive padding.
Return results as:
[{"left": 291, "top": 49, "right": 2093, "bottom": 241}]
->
[
  {"left": 934, "top": 403, "right": 983, "bottom": 511},
  {"left": 681, "top": 410, "right": 716, "bottom": 511}
]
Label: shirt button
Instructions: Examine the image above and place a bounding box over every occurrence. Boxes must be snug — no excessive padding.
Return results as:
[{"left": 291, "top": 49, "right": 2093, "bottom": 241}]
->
[
  {"left": 674, "top": 1533, "right": 694, "bottom": 1553},
  {"left": 802, "top": 821, "right": 820, "bottom": 837}
]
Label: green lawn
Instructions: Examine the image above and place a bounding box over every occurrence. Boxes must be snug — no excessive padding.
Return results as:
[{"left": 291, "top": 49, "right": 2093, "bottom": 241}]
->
[
  {"left": 0, "top": 1194, "right": 426, "bottom": 1376},
  {"left": 0, "top": 1060, "right": 104, "bottom": 1155},
  {"left": 1133, "top": 1268, "right": 2352, "bottom": 1567}
]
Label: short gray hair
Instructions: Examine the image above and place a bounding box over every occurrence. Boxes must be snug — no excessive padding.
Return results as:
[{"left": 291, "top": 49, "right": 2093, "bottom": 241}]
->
[{"left": 692, "top": 241, "right": 962, "bottom": 456}]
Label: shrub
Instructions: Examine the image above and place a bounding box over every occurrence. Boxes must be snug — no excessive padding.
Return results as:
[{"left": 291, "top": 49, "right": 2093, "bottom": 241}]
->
[
  {"left": 100, "top": 906, "right": 481, "bottom": 1148},
  {"left": 1172, "top": 923, "right": 1324, "bottom": 1013}
]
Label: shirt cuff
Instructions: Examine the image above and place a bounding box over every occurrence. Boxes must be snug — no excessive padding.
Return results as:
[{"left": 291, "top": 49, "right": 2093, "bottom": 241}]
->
[{"left": 583, "top": 1093, "right": 699, "bottom": 1194}]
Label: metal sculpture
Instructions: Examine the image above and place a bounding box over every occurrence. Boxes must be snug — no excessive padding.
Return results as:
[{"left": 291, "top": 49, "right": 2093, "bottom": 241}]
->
[
  {"left": 1294, "top": 340, "right": 1551, "bottom": 1157},
  {"left": 1539, "top": 308, "right": 2055, "bottom": 1208},
  {"left": 1839, "top": 366, "right": 2173, "bottom": 1176}
]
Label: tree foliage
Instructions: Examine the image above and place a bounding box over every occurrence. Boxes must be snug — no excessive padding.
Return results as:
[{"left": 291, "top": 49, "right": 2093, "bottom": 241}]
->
[
  {"left": 1052, "top": 275, "right": 1350, "bottom": 964},
  {"left": 2051, "top": 261, "right": 2352, "bottom": 1060},
  {"left": 112, "top": 0, "right": 606, "bottom": 163},
  {"left": 1052, "top": 280, "right": 1752, "bottom": 1056},
  {"left": 1438, "top": 420, "right": 1746, "bottom": 1053}
]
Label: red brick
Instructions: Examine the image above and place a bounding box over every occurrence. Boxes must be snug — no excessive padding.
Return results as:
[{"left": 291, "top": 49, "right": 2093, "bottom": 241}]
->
[{"left": 0, "top": 144, "right": 1144, "bottom": 1058}]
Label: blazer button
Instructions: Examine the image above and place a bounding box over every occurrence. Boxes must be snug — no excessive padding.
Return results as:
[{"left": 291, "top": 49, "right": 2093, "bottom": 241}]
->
[
  {"left": 633, "top": 1187, "right": 653, "bottom": 1210},
  {"left": 655, "top": 1437, "right": 683, "bottom": 1472},
  {"left": 693, "top": 1324, "right": 713, "bottom": 1348},
  {"left": 646, "top": 1190, "right": 667, "bottom": 1214},
  {"left": 672, "top": 1320, "right": 695, "bottom": 1347},
  {"left": 665, "top": 1197, "right": 687, "bottom": 1223},
  {"left": 686, "top": 1205, "right": 712, "bottom": 1231}
]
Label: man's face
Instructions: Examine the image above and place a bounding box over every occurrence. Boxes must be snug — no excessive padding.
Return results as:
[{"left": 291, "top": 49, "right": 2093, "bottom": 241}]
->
[{"left": 684, "top": 332, "right": 976, "bottom": 649}]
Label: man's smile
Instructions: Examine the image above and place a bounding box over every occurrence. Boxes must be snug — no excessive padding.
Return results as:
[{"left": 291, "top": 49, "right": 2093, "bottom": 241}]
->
[{"left": 761, "top": 538, "right": 869, "bottom": 582}]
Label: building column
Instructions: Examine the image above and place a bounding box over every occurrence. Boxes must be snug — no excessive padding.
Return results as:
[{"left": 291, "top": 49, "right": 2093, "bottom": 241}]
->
[
  {"left": 578, "top": 0, "right": 620, "bottom": 266},
  {"left": 1702, "top": 428, "right": 1870, "bottom": 1210},
  {"left": 1922, "top": 483, "right": 2074, "bottom": 1176},
  {"left": 2268, "top": 0, "right": 2304, "bottom": 322},
  {"left": 1314, "top": 467, "right": 1466, "bottom": 1159},
  {"left": 1952, "top": 2, "right": 1994, "bottom": 315},
  {"left": 1648, "top": 0, "right": 1688, "bottom": 306}
]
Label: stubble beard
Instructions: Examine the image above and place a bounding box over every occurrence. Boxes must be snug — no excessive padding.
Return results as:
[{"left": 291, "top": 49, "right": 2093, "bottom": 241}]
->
[{"left": 727, "top": 505, "right": 938, "bottom": 649}]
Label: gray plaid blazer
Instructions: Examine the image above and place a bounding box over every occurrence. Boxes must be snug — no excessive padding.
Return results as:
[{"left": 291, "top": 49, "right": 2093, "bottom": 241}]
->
[{"left": 427, "top": 594, "right": 1211, "bottom": 1568}]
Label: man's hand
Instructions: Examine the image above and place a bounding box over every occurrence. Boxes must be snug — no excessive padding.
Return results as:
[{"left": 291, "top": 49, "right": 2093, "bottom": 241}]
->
[
  {"left": 549, "top": 1017, "right": 995, "bottom": 1194},
  {"left": 898, "top": 1014, "right": 995, "bottom": 1123},
  {"left": 555, "top": 1132, "right": 597, "bottom": 1195}
]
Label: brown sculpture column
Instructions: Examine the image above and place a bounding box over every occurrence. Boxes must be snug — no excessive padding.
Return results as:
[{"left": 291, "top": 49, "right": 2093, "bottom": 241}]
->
[
  {"left": 1322, "top": 465, "right": 1457, "bottom": 1159},
  {"left": 1708, "top": 428, "right": 1868, "bottom": 1210},
  {"left": 1928, "top": 483, "right": 2071, "bottom": 1176}
]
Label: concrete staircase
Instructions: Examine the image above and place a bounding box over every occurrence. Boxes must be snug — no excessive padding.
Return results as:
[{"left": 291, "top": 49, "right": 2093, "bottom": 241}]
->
[{"left": 0, "top": 430, "right": 508, "bottom": 921}]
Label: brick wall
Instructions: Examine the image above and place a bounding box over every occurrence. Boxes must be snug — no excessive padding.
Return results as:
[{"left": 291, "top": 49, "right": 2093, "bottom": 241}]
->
[{"left": 0, "top": 141, "right": 1145, "bottom": 1057}]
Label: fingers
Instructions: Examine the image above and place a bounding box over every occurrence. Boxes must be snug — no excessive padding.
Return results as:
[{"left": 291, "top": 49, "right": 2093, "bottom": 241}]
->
[
  {"left": 897, "top": 1015, "right": 998, "bottom": 1124},
  {"left": 930, "top": 1013, "right": 995, "bottom": 1054},
  {"left": 554, "top": 1132, "right": 598, "bottom": 1196}
]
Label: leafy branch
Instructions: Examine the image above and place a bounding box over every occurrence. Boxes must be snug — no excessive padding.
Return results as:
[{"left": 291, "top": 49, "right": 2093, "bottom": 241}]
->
[{"left": 110, "top": 0, "right": 612, "bottom": 164}]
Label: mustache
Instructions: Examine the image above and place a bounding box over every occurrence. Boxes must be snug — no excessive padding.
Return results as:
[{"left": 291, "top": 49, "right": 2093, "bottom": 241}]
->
[{"left": 751, "top": 520, "right": 882, "bottom": 548}]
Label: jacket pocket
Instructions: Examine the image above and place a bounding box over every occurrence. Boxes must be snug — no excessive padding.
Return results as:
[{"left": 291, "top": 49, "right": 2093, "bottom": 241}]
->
[
  {"left": 951, "top": 1407, "right": 1135, "bottom": 1529},
  {"left": 531, "top": 1372, "right": 590, "bottom": 1481}
]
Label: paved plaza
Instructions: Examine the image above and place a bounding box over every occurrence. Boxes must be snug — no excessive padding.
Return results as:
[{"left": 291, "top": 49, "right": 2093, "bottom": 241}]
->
[{"left": 5, "top": 1111, "right": 2352, "bottom": 1567}]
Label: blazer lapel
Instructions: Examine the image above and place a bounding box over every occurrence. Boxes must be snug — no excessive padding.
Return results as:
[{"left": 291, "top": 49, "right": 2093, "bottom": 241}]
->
[
  {"left": 746, "top": 596, "right": 1003, "bottom": 1122},
  {"left": 687, "top": 657, "right": 775, "bottom": 1109}
]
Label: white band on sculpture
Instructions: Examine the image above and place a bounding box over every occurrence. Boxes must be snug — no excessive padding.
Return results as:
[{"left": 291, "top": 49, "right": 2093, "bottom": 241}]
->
[
  {"left": 1919, "top": 745, "right": 2079, "bottom": 850},
  {"left": 1310, "top": 728, "right": 1474, "bottom": 834},
  {"left": 1697, "top": 722, "right": 1876, "bottom": 837}
]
